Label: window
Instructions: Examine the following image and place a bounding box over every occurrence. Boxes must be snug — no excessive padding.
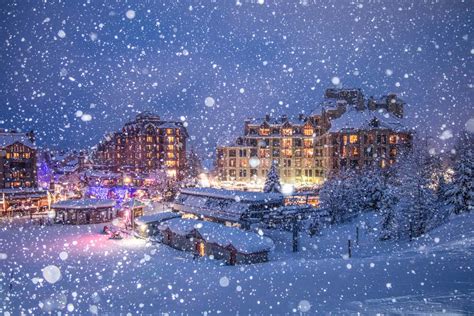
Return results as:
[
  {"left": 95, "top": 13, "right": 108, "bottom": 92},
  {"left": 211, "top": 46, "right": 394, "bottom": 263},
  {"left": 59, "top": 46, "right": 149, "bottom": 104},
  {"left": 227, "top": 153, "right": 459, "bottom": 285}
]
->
[
  {"left": 165, "top": 160, "right": 176, "bottom": 167},
  {"left": 167, "top": 145, "right": 174, "bottom": 150},
  {"left": 303, "top": 127, "right": 313, "bottom": 136},
  {"left": 352, "top": 147, "right": 359, "bottom": 156},
  {"left": 146, "top": 136, "right": 153, "bottom": 143},
  {"left": 229, "top": 159, "right": 236, "bottom": 167},
  {"left": 389, "top": 135, "right": 397, "bottom": 144},
  {"left": 259, "top": 148, "right": 270, "bottom": 158},
  {"left": 239, "top": 169, "right": 247, "bottom": 177},
  {"left": 240, "top": 159, "right": 248, "bottom": 167},
  {"left": 167, "top": 152, "right": 175, "bottom": 159},
  {"left": 250, "top": 169, "right": 258, "bottom": 177},
  {"left": 303, "top": 139, "right": 313, "bottom": 148},
  {"left": 239, "top": 149, "right": 247, "bottom": 157},
  {"left": 390, "top": 148, "right": 397, "bottom": 157},
  {"left": 282, "top": 128, "right": 292, "bottom": 136},
  {"left": 282, "top": 139, "right": 292, "bottom": 149},
  {"left": 167, "top": 136, "right": 175, "bottom": 143},
  {"left": 282, "top": 149, "right": 292, "bottom": 158},
  {"left": 23, "top": 153, "right": 31, "bottom": 159},
  {"left": 166, "top": 129, "right": 173, "bottom": 135},
  {"left": 259, "top": 127, "right": 270, "bottom": 136},
  {"left": 349, "top": 135, "right": 358, "bottom": 144},
  {"left": 13, "top": 153, "right": 20, "bottom": 159},
  {"left": 229, "top": 150, "right": 236, "bottom": 157},
  {"left": 229, "top": 170, "right": 237, "bottom": 177},
  {"left": 303, "top": 148, "right": 314, "bottom": 158}
]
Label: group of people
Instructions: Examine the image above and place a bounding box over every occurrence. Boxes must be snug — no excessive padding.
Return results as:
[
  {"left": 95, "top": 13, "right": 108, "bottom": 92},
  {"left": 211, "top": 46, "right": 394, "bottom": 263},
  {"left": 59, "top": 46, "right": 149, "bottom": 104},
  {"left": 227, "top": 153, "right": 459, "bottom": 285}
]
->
[{"left": 103, "top": 225, "right": 122, "bottom": 239}]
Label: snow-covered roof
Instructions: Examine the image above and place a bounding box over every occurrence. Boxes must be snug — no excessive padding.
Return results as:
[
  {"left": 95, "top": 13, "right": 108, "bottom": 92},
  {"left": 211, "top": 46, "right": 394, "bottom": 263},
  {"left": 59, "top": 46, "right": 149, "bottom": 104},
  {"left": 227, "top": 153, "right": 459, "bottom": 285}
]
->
[
  {"left": 134, "top": 212, "right": 180, "bottom": 225},
  {"left": 159, "top": 218, "right": 274, "bottom": 254},
  {"left": 52, "top": 199, "right": 116, "bottom": 209},
  {"left": 121, "top": 199, "right": 146, "bottom": 208},
  {"left": 84, "top": 170, "right": 122, "bottom": 179},
  {"left": 179, "top": 187, "right": 283, "bottom": 203},
  {"left": 328, "top": 108, "right": 408, "bottom": 133},
  {"left": 246, "top": 115, "right": 307, "bottom": 126},
  {"left": 0, "top": 132, "right": 35, "bottom": 149}
]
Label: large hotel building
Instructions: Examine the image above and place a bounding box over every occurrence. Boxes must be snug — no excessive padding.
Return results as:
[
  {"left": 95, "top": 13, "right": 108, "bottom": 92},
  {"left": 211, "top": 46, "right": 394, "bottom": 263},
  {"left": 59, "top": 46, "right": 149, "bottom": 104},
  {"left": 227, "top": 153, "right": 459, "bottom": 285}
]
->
[
  {"left": 93, "top": 112, "right": 188, "bottom": 179},
  {"left": 216, "top": 89, "right": 412, "bottom": 187}
]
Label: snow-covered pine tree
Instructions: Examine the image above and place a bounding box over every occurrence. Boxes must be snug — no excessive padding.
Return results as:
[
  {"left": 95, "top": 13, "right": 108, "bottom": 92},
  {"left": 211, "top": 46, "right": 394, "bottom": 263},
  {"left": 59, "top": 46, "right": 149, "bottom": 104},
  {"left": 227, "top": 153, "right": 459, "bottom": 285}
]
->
[
  {"left": 263, "top": 160, "right": 282, "bottom": 193},
  {"left": 426, "top": 174, "right": 451, "bottom": 230},
  {"left": 319, "top": 169, "right": 358, "bottom": 224},
  {"left": 379, "top": 183, "right": 400, "bottom": 240},
  {"left": 394, "top": 140, "right": 436, "bottom": 239},
  {"left": 444, "top": 132, "right": 473, "bottom": 214}
]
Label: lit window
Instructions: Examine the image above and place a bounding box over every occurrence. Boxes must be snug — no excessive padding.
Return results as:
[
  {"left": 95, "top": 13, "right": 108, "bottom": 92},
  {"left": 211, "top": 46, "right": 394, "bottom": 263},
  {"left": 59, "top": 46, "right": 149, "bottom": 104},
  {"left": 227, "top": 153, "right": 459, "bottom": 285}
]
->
[
  {"left": 389, "top": 135, "right": 397, "bottom": 144},
  {"left": 303, "top": 127, "right": 313, "bottom": 136},
  {"left": 167, "top": 136, "right": 175, "bottom": 142},
  {"left": 303, "top": 139, "right": 313, "bottom": 148},
  {"left": 282, "top": 128, "right": 292, "bottom": 136},
  {"left": 166, "top": 129, "right": 173, "bottom": 135},
  {"left": 146, "top": 136, "right": 153, "bottom": 142},
  {"left": 304, "top": 148, "right": 314, "bottom": 158},
  {"left": 259, "top": 128, "right": 270, "bottom": 136},
  {"left": 165, "top": 160, "right": 176, "bottom": 167},
  {"left": 349, "top": 135, "right": 358, "bottom": 144}
]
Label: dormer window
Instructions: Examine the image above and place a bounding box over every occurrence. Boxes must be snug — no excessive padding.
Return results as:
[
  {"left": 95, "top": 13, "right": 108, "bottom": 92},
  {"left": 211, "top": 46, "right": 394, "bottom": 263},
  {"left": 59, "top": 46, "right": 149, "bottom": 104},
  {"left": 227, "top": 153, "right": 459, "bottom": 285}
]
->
[
  {"left": 303, "top": 126, "right": 313, "bottom": 136},
  {"left": 282, "top": 128, "right": 292, "bottom": 136},
  {"left": 259, "top": 127, "right": 270, "bottom": 136}
]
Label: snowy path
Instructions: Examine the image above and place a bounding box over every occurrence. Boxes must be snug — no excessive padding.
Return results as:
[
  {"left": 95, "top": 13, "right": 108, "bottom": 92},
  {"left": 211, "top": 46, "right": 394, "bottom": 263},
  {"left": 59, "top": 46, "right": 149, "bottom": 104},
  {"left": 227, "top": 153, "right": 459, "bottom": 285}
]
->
[{"left": 0, "top": 213, "right": 472, "bottom": 314}]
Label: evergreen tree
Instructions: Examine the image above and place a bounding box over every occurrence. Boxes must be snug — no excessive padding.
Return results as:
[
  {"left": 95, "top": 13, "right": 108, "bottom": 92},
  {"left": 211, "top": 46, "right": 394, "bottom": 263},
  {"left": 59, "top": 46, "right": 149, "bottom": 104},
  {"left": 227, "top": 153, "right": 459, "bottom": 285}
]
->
[
  {"left": 319, "top": 169, "right": 359, "bottom": 224},
  {"left": 379, "top": 183, "right": 400, "bottom": 240},
  {"left": 394, "top": 141, "right": 436, "bottom": 239},
  {"left": 263, "top": 161, "right": 282, "bottom": 193},
  {"left": 445, "top": 133, "right": 473, "bottom": 214}
]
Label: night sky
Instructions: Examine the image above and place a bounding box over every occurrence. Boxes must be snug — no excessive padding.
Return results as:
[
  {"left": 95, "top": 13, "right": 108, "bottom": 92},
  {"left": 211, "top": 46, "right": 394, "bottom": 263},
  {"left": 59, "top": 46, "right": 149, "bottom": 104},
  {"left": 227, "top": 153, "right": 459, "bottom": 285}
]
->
[{"left": 0, "top": 0, "right": 472, "bottom": 159}]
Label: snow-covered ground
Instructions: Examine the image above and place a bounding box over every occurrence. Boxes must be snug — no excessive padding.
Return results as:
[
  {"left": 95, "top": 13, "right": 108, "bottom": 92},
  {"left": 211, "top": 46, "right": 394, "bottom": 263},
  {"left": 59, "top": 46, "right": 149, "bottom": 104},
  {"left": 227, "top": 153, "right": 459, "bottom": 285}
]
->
[{"left": 0, "top": 212, "right": 472, "bottom": 314}]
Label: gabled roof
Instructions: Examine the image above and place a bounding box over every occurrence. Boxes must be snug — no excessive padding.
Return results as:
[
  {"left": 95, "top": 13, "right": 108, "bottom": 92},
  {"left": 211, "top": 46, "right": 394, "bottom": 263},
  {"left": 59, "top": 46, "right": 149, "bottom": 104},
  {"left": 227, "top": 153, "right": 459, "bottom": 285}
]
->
[{"left": 0, "top": 132, "right": 35, "bottom": 149}]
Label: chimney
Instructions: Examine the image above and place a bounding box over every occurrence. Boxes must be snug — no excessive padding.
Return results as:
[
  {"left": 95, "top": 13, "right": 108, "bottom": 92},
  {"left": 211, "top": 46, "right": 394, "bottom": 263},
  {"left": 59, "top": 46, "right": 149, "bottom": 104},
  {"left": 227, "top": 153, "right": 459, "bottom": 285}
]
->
[
  {"left": 27, "top": 130, "right": 35, "bottom": 144},
  {"left": 265, "top": 114, "right": 270, "bottom": 121}
]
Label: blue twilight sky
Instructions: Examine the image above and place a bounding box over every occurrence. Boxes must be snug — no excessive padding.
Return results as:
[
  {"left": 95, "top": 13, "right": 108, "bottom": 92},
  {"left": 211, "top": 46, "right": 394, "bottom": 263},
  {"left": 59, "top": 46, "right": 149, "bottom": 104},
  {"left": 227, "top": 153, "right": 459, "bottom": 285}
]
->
[{"left": 0, "top": 0, "right": 472, "bottom": 159}]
